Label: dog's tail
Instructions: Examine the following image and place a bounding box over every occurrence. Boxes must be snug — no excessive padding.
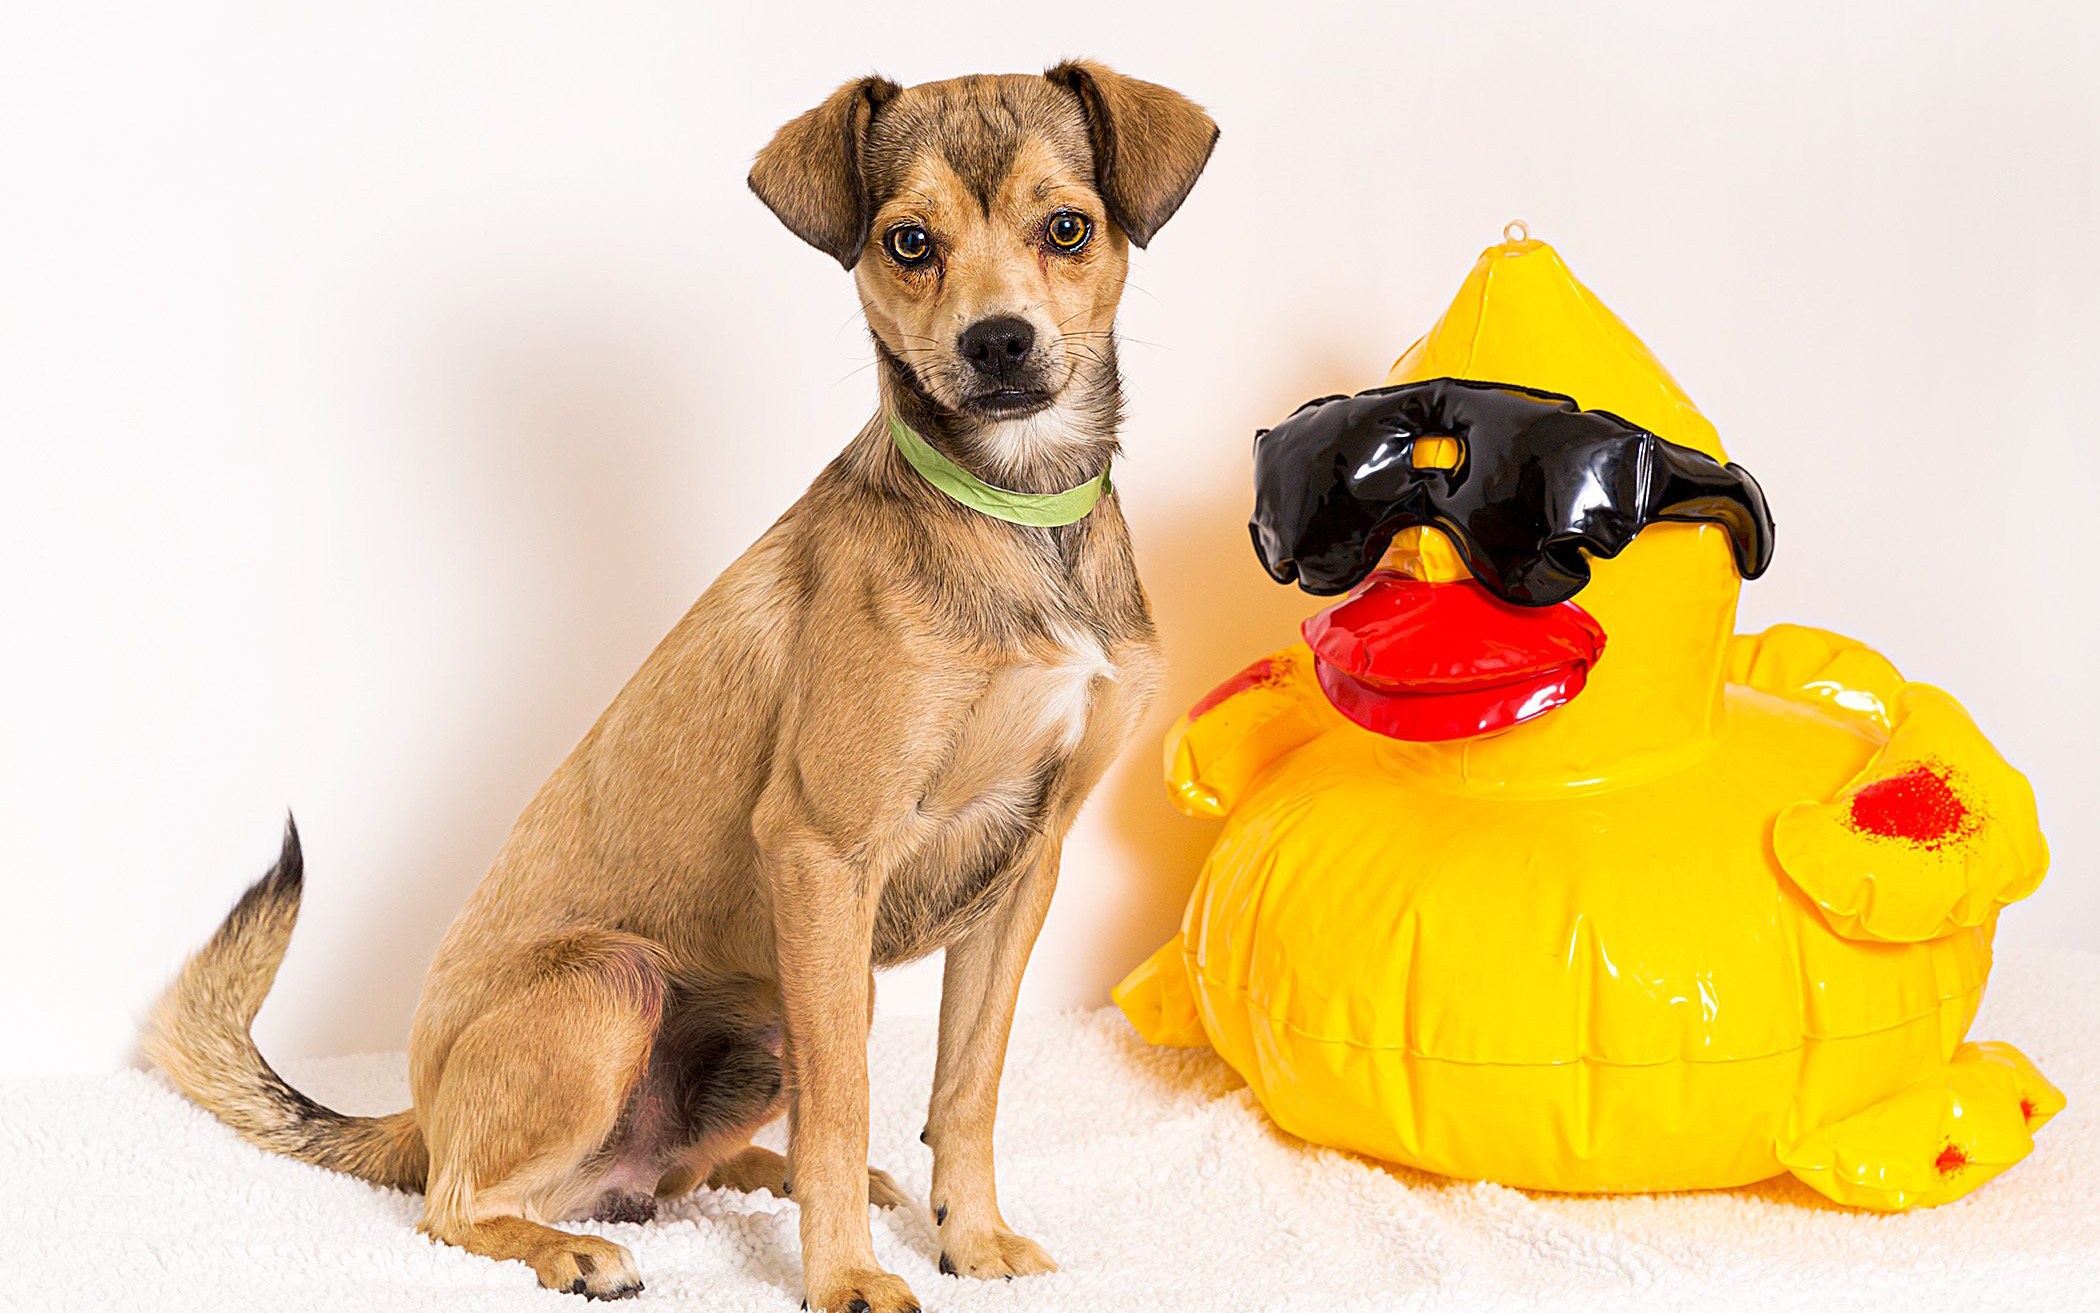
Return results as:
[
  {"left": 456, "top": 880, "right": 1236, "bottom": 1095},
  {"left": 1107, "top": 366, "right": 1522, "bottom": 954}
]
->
[{"left": 143, "top": 818, "right": 427, "bottom": 1192}]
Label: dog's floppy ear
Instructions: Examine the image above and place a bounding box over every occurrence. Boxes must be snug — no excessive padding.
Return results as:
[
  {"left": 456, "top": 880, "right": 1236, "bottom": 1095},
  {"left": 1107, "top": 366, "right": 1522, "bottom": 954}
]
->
[
  {"left": 1046, "top": 60, "right": 1218, "bottom": 248},
  {"left": 749, "top": 75, "right": 903, "bottom": 269}
]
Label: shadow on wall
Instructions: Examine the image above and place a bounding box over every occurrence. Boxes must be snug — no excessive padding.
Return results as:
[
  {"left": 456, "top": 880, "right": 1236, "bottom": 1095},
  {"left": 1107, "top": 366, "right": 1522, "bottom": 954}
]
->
[
  {"left": 1079, "top": 340, "right": 1376, "bottom": 997},
  {"left": 284, "top": 310, "right": 720, "bottom": 1055}
]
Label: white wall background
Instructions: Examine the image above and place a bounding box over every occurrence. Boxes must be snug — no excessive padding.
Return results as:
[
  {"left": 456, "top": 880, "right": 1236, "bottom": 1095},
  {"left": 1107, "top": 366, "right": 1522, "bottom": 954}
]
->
[{"left": 3, "top": 0, "right": 2096, "bottom": 1078}]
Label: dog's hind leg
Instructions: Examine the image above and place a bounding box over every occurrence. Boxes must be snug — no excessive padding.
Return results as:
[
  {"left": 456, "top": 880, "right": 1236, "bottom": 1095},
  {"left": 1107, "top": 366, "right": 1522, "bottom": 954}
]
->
[
  {"left": 416, "top": 930, "right": 668, "bottom": 1299},
  {"left": 640, "top": 984, "right": 913, "bottom": 1209},
  {"left": 694, "top": 1144, "right": 912, "bottom": 1210}
]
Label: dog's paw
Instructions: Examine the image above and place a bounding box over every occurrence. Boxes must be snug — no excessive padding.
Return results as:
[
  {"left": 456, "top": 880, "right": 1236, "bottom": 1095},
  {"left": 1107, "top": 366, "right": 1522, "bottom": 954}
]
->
[
  {"left": 804, "top": 1266, "right": 919, "bottom": 1313},
  {"left": 866, "top": 1166, "right": 911, "bottom": 1211},
  {"left": 707, "top": 1147, "right": 906, "bottom": 1212},
  {"left": 938, "top": 1225, "right": 1058, "bottom": 1281},
  {"left": 531, "top": 1235, "right": 644, "bottom": 1300}
]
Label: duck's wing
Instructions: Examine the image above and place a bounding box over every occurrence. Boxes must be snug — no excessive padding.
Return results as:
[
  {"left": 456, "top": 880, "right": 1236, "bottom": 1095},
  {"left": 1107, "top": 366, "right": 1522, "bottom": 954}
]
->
[
  {"left": 1164, "top": 642, "right": 1340, "bottom": 819},
  {"left": 1122, "top": 642, "right": 1340, "bottom": 1050},
  {"left": 1725, "top": 622, "right": 1907, "bottom": 728},
  {"left": 1735, "top": 626, "right": 2049, "bottom": 943}
]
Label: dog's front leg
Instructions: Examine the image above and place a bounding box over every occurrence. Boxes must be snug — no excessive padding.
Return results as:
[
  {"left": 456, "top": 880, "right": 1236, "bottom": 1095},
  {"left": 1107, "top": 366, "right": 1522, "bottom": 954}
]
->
[
  {"left": 926, "top": 839, "right": 1062, "bottom": 1281},
  {"left": 764, "top": 819, "right": 919, "bottom": 1313}
]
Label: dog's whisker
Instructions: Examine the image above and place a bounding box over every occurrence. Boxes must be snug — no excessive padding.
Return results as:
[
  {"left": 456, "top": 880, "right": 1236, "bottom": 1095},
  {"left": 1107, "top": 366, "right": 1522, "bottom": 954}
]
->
[
  {"left": 1117, "top": 278, "right": 1166, "bottom": 307},
  {"left": 828, "top": 360, "right": 883, "bottom": 390}
]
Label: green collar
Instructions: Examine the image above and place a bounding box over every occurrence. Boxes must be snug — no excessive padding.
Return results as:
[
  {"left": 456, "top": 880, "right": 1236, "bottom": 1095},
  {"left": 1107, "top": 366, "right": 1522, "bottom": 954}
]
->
[{"left": 886, "top": 412, "right": 1110, "bottom": 527}]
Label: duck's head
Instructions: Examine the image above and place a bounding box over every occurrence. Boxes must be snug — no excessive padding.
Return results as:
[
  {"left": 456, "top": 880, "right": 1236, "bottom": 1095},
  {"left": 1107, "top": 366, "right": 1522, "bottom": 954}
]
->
[{"left": 1251, "top": 233, "right": 1776, "bottom": 791}]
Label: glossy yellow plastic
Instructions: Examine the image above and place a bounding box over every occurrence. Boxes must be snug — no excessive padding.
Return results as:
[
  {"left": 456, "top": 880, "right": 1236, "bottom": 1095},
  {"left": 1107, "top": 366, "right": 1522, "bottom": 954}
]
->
[{"left": 1116, "top": 236, "right": 2056, "bottom": 1208}]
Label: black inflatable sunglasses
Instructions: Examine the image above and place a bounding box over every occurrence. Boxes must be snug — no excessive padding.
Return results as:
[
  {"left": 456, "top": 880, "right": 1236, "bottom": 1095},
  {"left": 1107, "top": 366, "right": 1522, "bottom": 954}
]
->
[{"left": 1249, "top": 378, "right": 1776, "bottom": 606}]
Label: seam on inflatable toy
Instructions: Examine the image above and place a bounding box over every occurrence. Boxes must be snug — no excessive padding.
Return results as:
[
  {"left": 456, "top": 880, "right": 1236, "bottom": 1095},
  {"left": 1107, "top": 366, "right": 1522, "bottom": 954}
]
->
[{"left": 1184, "top": 951, "right": 1985, "bottom": 1068}]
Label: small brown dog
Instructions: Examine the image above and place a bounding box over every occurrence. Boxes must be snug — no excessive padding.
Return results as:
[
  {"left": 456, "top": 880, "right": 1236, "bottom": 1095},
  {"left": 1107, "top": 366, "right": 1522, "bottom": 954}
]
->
[{"left": 147, "top": 62, "right": 1214, "bottom": 1310}]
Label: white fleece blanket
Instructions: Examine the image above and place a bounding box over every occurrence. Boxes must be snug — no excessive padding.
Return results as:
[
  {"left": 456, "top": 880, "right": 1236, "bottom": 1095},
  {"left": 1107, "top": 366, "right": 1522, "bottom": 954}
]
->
[{"left": 11, "top": 950, "right": 2099, "bottom": 1313}]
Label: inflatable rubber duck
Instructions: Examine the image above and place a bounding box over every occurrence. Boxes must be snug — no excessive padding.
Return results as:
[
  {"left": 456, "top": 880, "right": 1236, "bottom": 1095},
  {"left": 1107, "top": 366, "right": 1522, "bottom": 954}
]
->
[{"left": 1116, "top": 231, "right": 2060, "bottom": 1210}]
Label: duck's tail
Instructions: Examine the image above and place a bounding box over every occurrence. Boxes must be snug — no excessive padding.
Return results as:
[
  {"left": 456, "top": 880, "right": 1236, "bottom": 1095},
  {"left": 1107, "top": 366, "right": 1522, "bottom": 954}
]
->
[{"left": 143, "top": 818, "right": 427, "bottom": 1192}]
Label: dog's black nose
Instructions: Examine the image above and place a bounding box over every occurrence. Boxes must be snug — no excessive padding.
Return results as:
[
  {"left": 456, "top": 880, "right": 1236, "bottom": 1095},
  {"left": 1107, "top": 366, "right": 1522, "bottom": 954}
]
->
[{"left": 959, "top": 317, "right": 1037, "bottom": 381}]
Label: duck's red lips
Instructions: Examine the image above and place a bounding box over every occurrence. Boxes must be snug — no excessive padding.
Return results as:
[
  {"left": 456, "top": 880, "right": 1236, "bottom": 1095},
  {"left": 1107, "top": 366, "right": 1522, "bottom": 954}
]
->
[{"left": 1302, "top": 571, "right": 1607, "bottom": 741}]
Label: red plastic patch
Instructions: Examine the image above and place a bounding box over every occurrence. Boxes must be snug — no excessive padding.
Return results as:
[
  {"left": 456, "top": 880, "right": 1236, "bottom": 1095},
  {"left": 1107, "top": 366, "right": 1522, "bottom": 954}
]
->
[
  {"left": 2021, "top": 1097, "right": 2038, "bottom": 1124},
  {"left": 1846, "top": 764, "right": 1974, "bottom": 848},
  {"left": 1934, "top": 1144, "right": 1968, "bottom": 1175},
  {"left": 1188, "top": 656, "right": 1290, "bottom": 721}
]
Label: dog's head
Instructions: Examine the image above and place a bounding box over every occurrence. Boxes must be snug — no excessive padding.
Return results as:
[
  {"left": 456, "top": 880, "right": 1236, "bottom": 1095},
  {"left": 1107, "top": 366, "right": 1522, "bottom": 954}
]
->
[{"left": 750, "top": 63, "right": 1216, "bottom": 427}]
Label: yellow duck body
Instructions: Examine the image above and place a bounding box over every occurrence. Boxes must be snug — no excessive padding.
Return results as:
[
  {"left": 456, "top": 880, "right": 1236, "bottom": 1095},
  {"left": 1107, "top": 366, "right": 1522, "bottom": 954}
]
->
[{"left": 1117, "top": 236, "right": 2059, "bottom": 1210}]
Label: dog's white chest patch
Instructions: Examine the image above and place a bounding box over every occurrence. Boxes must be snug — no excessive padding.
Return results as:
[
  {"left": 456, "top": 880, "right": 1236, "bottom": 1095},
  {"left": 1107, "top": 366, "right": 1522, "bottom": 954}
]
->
[
  {"left": 912, "top": 630, "right": 1118, "bottom": 835},
  {"left": 980, "top": 404, "right": 1083, "bottom": 469},
  {"left": 1031, "top": 629, "right": 1116, "bottom": 751}
]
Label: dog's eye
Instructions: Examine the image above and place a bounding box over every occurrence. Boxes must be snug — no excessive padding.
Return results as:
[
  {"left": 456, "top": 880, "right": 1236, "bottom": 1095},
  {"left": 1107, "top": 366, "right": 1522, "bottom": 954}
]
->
[
  {"left": 885, "top": 224, "right": 932, "bottom": 265},
  {"left": 1045, "top": 211, "right": 1091, "bottom": 253}
]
